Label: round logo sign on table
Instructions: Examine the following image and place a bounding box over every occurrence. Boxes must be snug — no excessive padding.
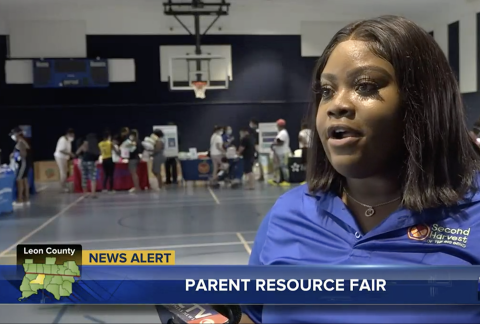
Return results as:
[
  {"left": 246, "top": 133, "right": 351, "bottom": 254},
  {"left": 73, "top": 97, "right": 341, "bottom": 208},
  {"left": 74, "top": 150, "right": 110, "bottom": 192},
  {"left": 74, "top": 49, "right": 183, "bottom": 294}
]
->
[{"left": 198, "top": 162, "right": 210, "bottom": 174}]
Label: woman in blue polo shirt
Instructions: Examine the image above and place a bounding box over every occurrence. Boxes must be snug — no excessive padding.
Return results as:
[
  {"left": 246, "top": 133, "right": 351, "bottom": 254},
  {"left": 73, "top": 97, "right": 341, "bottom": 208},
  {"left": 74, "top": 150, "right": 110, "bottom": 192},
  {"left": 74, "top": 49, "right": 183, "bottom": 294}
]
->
[{"left": 241, "top": 15, "right": 480, "bottom": 323}]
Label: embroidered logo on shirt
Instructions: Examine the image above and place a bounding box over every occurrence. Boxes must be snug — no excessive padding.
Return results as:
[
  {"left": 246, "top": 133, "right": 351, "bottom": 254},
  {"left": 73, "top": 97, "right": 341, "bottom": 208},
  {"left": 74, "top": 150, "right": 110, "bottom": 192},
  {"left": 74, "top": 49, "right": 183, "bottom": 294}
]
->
[
  {"left": 408, "top": 224, "right": 470, "bottom": 248},
  {"left": 407, "top": 224, "right": 431, "bottom": 241}
]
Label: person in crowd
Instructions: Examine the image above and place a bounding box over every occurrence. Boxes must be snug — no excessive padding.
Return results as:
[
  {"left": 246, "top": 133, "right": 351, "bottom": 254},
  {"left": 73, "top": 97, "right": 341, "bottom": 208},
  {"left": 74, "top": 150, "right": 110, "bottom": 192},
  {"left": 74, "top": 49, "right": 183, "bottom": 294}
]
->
[
  {"left": 210, "top": 125, "right": 226, "bottom": 187},
  {"left": 98, "top": 131, "right": 118, "bottom": 193},
  {"left": 151, "top": 129, "right": 166, "bottom": 190},
  {"left": 76, "top": 133, "right": 100, "bottom": 198},
  {"left": 268, "top": 119, "right": 291, "bottom": 186},
  {"left": 141, "top": 132, "right": 158, "bottom": 161},
  {"left": 238, "top": 128, "right": 256, "bottom": 190},
  {"left": 241, "top": 15, "right": 480, "bottom": 324},
  {"left": 222, "top": 125, "right": 235, "bottom": 149},
  {"left": 111, "top": 134, "right": 121, "bottom": 163},
  {"left": 165, "top": 122, "right": 179, "bottom": 185},
  {"left": 122, "top": 129, "right": 141, "bottom": 193},
  {"left": 10, "top": 127, "right": 31, "bottom": 207},
  {"left": 120, "top": 127, "right": 130, "bottom": 141},
  {"left": 75, "top": 136, "right": 84, "bottom": 159},
  {"left": 298, "top": 122, "right": 312, "bottom": 184},
  {"left": 249, "top": 118, "right": 264, "bottom": 181},
  {"left": 119, "top": 127, "right": 131, "bottom": 160},
  {"left": 298, "top": 122, "right": 312, "bottom": 157},
  {"left": 54, "top": 128, "right": 75, "bottom": 193}
]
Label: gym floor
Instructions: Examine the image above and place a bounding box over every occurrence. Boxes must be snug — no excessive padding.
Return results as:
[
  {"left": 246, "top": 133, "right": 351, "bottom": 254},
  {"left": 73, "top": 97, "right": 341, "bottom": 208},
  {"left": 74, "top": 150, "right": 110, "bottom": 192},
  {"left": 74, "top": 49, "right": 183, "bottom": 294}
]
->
[{"left": 0, "top": 183, "right": 290, "bottom": 323}]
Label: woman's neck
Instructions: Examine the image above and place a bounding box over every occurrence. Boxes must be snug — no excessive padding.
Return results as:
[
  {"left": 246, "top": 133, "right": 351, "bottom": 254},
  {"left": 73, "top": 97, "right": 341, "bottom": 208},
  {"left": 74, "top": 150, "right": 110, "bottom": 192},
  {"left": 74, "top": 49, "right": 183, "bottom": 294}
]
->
[{"left": 344, "top": 174, "right": 401, "bottom": 206}]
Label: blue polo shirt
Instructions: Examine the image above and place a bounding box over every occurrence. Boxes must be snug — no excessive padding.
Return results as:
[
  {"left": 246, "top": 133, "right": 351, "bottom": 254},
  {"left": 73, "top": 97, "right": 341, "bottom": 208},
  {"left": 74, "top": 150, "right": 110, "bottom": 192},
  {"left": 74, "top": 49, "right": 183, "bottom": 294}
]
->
[{"left": 242, "top": 185, "right": 480, "bottom": 323}]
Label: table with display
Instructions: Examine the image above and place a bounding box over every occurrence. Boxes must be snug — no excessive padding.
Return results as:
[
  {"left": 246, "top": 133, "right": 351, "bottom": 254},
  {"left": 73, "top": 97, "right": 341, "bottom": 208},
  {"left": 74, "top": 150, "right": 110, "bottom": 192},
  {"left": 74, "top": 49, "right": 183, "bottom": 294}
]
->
[
  {"left": 288, "top": 157, "right": 306, "bottom": 183},
  {"left": 0, "top": 169, "right": 15, "bottom": 215},
  {"left": 72, "top": 159, "right": 150, "bottom": 193},
  {"left": 180, "top": 158, "right": 244, "bottom": 181}
]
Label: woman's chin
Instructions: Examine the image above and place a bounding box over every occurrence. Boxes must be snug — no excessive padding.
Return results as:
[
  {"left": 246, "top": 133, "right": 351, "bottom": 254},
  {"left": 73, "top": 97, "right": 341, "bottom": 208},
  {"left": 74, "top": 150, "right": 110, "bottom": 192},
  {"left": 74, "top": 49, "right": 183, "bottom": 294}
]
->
[{"left": 330, "top": 156, "right": 372, "bottom": 179}]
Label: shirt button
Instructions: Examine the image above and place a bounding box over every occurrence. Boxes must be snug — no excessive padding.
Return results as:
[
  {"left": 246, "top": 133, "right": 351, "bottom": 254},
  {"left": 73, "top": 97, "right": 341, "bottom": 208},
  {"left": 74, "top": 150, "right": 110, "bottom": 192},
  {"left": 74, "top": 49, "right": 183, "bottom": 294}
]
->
[{"left": 355, "top": 232, "right": 362, "bottom": 239}]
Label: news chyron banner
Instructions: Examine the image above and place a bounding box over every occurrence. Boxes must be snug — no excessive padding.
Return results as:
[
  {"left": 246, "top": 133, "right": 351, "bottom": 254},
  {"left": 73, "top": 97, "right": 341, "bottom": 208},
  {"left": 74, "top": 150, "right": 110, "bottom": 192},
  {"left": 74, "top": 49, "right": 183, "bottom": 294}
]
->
[{"left": 0, "top": 244, "right": 480, "bottom": 305}]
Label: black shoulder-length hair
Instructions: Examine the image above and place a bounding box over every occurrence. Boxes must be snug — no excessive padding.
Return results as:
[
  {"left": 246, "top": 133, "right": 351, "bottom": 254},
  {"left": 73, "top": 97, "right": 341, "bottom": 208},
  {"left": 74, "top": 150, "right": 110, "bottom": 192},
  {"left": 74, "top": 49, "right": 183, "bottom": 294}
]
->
[{"left": 307, "top": 15, "right": 480, "bottom": 212}]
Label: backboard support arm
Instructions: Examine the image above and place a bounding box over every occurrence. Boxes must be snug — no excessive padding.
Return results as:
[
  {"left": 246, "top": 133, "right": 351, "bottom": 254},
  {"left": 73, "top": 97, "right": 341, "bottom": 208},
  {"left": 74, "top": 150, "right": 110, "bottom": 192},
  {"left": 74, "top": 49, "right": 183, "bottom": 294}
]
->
[{"left": 164, "top": 1, "right": 231, "bottom": 96}]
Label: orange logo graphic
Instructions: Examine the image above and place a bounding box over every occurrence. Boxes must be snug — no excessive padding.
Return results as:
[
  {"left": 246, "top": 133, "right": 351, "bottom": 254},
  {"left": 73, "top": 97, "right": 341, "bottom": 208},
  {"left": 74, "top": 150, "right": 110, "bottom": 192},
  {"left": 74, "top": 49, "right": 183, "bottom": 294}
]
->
[
  {"left": 199, "top": 320, "right": 215, "bottom": 324},
  {"left": 189, "top": 314, "right": 227, "bottom": 324},
  {"left": 198, "top": 162, "right": 210, "bottom": 174},
  {"left": 45, "top": 168, "right": 55, "bottom": 179},
  {"left": 408, "top": 224, "right": 431, "bottom": 241}
]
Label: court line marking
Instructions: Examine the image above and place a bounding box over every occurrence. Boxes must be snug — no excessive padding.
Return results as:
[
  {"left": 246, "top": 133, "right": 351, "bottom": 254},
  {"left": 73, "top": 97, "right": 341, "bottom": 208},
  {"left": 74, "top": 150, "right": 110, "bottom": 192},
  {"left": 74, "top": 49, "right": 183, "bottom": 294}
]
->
[
  {"left": 36, "top": 185, "right": 49, "bottom": 192},
  {"left": 207, "top": 187, "right": 221, "bottom": 205},
  {"left": 68, "top": 200, "right": 275, "bottom": 212},
  {"left": 0, "top": 196, "right": 85, "bottom": 258},
  {"left": 236, "top": 232, "right": 252, "bottom": 255},
  {"left": 104, "top": 241, "right": 254, "bottom": 251},
  {"left": 84, "top": 315, "right": 106, "bottom": 323},
  {"left": 22, "top": 230, "right": 257, "bottom": 245},
  {"left": 75, "top": 195, "right": 280, "bottom": 204},
  {"left": 71, "top": 196, "right": 279, "bottom": 208},
  {"left": 0, "top": 240, "right": 256, "bottom": 258}
]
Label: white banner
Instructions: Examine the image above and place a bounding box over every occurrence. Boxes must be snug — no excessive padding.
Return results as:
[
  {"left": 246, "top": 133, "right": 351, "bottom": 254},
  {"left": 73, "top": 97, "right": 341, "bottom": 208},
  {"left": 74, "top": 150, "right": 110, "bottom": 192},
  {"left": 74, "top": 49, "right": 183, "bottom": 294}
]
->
[
  {"left": 153, "top": 125, "right": 179, "bottom": 158},
  {"left": 258, "top": 122, "right": 278, "bottom": 154}
]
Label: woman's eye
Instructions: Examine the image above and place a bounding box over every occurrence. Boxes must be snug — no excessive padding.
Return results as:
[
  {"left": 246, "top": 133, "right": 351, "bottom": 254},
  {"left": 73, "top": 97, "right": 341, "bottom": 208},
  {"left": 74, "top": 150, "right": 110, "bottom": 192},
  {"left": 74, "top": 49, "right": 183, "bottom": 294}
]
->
[
  {"left": 321, "top": 86, "right": 333, "bottom": 99},
  {"left": 356, "top": 82, "right": 379, "bottom": 95}
]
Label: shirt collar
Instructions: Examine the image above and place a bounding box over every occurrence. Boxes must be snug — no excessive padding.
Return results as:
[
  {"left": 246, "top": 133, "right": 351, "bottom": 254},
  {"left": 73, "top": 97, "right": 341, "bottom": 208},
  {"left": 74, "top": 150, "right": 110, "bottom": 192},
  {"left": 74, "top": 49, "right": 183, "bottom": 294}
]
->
[
  {"left": 304, "top": 184, "right": 480, "bottom": 204},
  {"left": 303, "top": 183, "right": 480, "bottom": 229}
]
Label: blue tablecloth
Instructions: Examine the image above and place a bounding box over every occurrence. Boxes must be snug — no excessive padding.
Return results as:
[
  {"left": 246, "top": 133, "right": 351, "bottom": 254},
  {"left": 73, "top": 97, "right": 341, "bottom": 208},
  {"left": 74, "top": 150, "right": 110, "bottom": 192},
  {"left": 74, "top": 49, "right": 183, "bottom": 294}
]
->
[
  {"left": 0, "top": 170, "right": 15, "bottom": 215},
  {"left": 12, "top": 168, "right": 36, "bottom": 199},
  {"left": 180, "top": 158, "right": 244, "bottom": 181}
]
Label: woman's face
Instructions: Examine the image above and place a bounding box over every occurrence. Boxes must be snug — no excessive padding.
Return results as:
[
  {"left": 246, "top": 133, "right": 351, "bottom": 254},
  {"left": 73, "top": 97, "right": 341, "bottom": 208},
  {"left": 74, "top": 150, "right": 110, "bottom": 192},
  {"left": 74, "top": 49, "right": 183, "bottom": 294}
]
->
[{"left": 316, "top": 40, "right": 403, "bottom": 179}]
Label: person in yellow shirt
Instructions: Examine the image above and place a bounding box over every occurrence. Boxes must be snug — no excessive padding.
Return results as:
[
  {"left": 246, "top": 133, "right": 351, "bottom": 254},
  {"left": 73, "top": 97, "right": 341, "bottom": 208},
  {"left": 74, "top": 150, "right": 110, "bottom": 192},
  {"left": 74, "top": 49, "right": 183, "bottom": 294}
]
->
[{"left": 98, "top": 131, "right": 117, "bottom": 192}]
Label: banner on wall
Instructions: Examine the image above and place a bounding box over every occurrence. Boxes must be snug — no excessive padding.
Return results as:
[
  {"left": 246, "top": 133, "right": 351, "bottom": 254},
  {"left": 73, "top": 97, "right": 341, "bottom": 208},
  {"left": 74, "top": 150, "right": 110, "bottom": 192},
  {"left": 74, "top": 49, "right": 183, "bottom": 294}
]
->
[
  {"left": 153, "top": 125, "right": 179, "bottom": 157},
  {"left": 258, "top": 122, "right": 278, "bottom": 154}
]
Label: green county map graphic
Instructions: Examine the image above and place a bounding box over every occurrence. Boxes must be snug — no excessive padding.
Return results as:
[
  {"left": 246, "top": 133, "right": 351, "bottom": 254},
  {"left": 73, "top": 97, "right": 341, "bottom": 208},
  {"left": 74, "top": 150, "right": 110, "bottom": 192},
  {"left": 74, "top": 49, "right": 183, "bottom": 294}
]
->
[{"left": 18, "top": 257, "right": 80, "bottom": 301}]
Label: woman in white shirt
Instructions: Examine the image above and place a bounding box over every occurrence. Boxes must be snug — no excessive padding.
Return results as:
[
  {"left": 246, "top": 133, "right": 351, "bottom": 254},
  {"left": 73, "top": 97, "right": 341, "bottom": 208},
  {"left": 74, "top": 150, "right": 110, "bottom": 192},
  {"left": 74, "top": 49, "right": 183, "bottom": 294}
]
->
[
  {"left": 298, "top": 122, "right": 312, "bottom": 164},
  {"left": 209, "top": 126, "right": 226, "bottom": 186},
  {"left": 269, "top": 119, "right": 291, "bottom": 186},
  {"left": 54, "top": 128, "right": 75, "bottom": 192}
]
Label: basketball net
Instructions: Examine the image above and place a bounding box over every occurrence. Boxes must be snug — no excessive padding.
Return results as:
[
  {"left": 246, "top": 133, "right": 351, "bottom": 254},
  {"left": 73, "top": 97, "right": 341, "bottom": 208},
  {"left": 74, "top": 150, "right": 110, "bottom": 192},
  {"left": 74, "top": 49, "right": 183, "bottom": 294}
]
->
[{"left": 192, "top": 81, "right": 207, "bottom": 99}]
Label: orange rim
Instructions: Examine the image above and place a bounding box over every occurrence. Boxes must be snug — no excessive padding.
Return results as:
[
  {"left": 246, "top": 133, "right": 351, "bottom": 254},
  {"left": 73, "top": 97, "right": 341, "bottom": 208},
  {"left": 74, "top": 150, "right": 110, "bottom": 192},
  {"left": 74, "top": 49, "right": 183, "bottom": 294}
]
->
[{"left": 192, "top": 81, "right": 207, "bottom": 89}]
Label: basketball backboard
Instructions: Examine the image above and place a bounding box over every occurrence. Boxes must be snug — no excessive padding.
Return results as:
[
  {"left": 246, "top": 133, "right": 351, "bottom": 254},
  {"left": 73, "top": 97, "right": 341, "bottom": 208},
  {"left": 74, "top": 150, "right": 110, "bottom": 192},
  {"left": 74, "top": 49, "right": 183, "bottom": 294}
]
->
[{"left": 160, "top": 45, "right": 232, "bottom": 97}]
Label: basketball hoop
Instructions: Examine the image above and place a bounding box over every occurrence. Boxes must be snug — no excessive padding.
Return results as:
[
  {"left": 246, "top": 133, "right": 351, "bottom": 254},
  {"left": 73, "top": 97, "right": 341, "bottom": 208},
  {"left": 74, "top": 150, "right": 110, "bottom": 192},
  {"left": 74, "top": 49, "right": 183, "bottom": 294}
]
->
[{"left": 192, "top": 81, "right": 207, "bottom": 99}]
